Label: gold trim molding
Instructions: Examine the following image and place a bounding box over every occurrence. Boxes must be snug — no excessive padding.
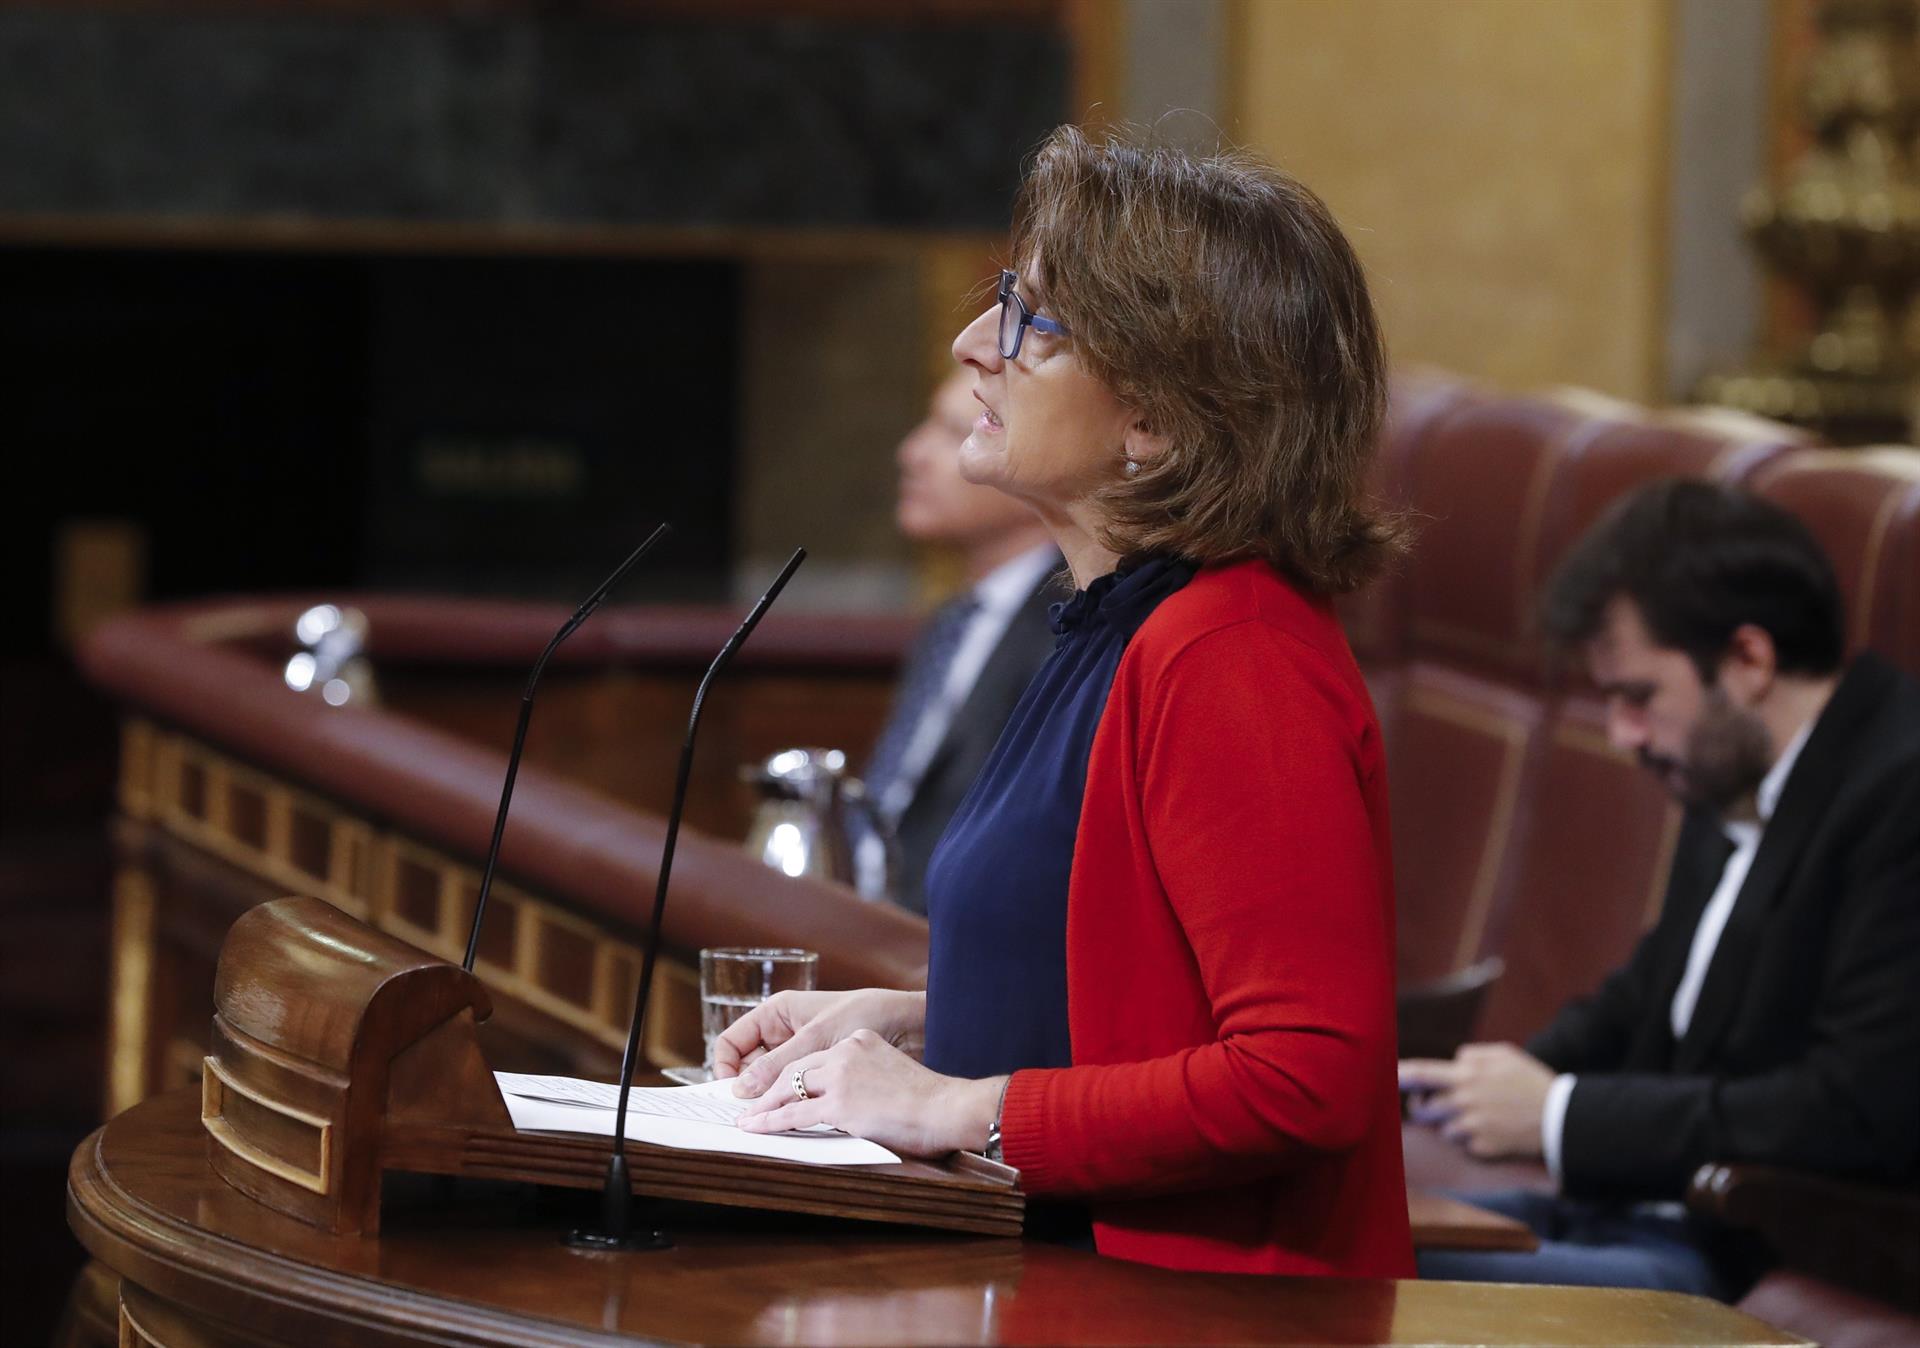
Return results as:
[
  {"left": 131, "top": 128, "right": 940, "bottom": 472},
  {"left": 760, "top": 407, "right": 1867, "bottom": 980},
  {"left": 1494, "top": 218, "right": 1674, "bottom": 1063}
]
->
[{"left": 112, "top": 722, "right": 703, "bottom": 1109}]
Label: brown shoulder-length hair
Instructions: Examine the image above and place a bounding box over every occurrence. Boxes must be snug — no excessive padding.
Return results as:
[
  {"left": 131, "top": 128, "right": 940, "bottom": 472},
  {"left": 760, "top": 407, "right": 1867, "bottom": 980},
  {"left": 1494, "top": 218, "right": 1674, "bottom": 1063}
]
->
[{"left": 1011, "top": 124, "right": 1405, "bottom": 594}]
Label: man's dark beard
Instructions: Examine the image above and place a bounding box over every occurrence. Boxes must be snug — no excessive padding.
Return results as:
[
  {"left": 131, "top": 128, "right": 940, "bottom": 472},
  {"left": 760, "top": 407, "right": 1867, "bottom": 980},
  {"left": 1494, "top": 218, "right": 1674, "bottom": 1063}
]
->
[{"left": 1639, "top": 687, "right": 1775, "bottom": 813}]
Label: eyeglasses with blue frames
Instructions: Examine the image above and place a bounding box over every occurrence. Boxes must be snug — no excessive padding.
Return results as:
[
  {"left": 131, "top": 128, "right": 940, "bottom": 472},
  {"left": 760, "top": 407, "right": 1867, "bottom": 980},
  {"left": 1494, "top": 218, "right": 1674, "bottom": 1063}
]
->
[{"left": 998, "top": 269, "right": 1069, "bottom": 360}]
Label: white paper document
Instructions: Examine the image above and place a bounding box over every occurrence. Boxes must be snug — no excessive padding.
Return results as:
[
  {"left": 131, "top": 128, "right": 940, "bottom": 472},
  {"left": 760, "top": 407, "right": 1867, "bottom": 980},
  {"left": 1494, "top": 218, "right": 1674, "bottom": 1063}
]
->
[{"left": 492, "top": 1071, "right": 900, "bottom": 1166}]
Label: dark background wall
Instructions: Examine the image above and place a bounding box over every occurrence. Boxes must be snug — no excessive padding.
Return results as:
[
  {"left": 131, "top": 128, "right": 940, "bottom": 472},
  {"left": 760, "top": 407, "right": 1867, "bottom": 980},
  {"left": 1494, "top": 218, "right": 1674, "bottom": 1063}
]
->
[{"left": 0, "top": 6, "right": 1065, "bottom": 228}]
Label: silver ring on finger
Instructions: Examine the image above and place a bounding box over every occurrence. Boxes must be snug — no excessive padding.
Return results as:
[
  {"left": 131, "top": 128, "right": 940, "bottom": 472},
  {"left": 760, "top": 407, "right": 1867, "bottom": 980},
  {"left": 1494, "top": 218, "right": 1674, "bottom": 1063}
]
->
[{"left": 791, "top": 1067, "right": 812, "bottom": 1103}]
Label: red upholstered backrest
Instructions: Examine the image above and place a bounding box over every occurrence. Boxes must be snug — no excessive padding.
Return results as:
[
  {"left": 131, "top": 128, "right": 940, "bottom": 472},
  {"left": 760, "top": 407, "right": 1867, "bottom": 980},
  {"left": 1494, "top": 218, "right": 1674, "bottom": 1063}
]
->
[
  {"left": 1373, "top": 389, "right": 1622, "bottom": 986},
  {"left": 1340, "top": 368, "right": 1484, "bottom": 669},
  {"left": 1536, "top": 404, "right": 1806, "bottom": 568},
  {"left": 1353, "top": 373, "right": 1812, "bottom": 1041},
  {"left": 1750, "top": 448, "right": 1920, "bottom": 677},
  {"left": 1400, "top": 394, "right": 1611, "bottom": 681}
]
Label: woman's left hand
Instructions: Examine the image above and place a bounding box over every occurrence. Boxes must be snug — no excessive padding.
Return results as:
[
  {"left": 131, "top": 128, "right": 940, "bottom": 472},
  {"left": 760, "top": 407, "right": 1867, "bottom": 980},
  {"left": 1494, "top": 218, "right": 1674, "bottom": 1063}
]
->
[{"left": 734, "top": 1028, "right": 1005, "bottom": 1159}]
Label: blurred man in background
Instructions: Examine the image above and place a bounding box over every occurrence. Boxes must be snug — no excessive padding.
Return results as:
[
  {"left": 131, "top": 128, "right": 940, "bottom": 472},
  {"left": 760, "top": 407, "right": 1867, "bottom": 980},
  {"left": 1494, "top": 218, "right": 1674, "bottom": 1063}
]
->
[
  {"left": 1401, "top": 481, "right": 1920, "bottom": 1298},
  {"left": 856, "top": 368, "right": 1060, "bottom": 912}
]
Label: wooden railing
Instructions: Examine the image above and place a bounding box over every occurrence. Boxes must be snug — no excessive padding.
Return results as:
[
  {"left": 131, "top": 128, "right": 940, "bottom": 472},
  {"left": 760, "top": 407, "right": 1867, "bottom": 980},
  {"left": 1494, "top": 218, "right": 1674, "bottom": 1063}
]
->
[{"left": 81, "top": 596, "right": 928, "bottom": 1116}]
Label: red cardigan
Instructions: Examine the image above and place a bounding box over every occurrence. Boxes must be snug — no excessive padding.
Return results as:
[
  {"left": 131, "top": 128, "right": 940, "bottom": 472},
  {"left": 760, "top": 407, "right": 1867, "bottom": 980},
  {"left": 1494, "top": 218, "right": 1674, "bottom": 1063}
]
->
[{"left": 997, "top": 559, "right": 1414, "bottom": 1278}]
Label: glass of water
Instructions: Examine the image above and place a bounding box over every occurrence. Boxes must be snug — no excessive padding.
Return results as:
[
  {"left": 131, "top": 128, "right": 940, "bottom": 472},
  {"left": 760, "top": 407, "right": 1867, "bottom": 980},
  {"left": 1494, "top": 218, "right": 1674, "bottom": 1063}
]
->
[{"left": 700, "top": 946, "right": 818, "bottom": 1075}]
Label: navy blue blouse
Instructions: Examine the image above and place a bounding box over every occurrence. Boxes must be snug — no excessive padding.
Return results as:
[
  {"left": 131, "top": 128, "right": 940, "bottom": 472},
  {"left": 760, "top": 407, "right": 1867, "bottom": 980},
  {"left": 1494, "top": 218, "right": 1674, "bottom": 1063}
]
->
[{"left": 921, "top": 556, "right": 1196, "bottom": 1080}]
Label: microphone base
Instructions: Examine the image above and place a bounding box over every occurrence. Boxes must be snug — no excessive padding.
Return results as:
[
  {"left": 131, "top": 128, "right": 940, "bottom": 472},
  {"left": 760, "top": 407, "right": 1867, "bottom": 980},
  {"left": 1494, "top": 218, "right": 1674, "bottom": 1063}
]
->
[
  {"left": 562, "top": 1226, "right": 673, "bottom": 1252},
  {"left": 564, "top": 1153, "right": 670, "bottom": 1251}
]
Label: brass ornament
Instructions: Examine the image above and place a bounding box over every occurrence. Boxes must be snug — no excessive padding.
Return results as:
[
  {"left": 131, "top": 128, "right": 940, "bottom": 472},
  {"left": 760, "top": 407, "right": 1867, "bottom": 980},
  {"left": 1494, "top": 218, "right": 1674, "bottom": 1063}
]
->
[{"left": 1699, "top": 0, "right": 1920, "bottom": 443}]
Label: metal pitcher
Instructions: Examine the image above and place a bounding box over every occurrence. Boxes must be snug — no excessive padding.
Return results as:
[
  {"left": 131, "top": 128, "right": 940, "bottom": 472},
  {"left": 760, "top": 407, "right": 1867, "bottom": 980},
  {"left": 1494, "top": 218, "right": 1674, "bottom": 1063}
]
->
[{"left": 741, "top": 747, "right": 866, "bottom": 886}]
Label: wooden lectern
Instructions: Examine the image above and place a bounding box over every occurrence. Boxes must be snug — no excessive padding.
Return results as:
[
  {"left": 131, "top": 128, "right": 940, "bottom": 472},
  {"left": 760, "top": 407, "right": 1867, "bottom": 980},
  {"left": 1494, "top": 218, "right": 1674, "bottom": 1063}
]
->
[
  {"left": 69, "top": 898, "right": 1804, "bottom": 1346},
  {"left": 199, "top": 895, "right": 1022, "bottom": 1238}
]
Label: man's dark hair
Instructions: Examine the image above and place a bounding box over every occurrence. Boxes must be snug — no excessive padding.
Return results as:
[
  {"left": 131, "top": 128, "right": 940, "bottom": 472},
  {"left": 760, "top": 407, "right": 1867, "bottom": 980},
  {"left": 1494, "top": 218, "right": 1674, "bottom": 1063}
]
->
[{"left": 1541, "top": 478, "right": 1845, "bottom": 682}]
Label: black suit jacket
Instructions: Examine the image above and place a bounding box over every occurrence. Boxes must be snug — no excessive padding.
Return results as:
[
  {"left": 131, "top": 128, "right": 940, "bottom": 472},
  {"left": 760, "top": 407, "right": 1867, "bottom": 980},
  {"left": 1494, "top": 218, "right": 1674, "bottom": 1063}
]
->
[
  {"left": 889, "top": 565, "right": 1062, "bottom": 915},
  {"left": 1528, "top": 653, "right": 1920, "bottom": 1201}
]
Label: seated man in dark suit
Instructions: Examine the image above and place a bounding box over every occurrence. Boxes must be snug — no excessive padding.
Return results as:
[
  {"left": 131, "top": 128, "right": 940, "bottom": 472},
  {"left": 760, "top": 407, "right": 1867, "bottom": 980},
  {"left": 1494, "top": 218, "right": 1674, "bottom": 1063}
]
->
[
  {"left": 1401, "top": 479, "right": 1920, "bottom": 1298},
  {"left": 855, "top": 368, "right": 1059, "bottom": 913}
]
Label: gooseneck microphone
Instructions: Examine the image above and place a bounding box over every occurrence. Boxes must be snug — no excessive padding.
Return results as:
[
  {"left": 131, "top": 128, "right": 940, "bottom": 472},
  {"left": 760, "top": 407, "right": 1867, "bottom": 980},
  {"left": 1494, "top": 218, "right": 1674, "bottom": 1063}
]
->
[
  {"left": 462, "top": 523, "right": 672, "bottom": 973},
  {"left": 568, "top": 546, "right": 807, "bottom": 1251}
]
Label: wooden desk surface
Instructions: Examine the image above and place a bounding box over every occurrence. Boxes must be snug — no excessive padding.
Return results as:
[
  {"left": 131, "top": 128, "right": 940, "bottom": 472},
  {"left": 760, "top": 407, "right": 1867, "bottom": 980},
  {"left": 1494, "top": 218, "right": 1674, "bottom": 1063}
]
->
[
  {"left": 70, "top": 1091, "right": 1802, "bottom": 1347},
  {"left": 1409, "top": 1190, "right": 1539, "bottom": 1252}
]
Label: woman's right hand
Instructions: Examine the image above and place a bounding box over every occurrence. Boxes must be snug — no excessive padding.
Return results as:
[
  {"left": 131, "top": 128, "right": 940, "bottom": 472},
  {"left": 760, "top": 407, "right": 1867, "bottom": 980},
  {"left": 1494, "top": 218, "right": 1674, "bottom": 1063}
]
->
[{"left": 712, "top": 988, "right": 926, "bottom": 1099}]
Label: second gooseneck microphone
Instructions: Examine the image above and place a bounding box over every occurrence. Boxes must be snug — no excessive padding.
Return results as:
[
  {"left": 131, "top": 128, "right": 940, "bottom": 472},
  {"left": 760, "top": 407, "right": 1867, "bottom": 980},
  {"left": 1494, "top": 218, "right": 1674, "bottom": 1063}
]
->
[{"left": 569, "top": 545, "right": 808, "bottom": 1251}]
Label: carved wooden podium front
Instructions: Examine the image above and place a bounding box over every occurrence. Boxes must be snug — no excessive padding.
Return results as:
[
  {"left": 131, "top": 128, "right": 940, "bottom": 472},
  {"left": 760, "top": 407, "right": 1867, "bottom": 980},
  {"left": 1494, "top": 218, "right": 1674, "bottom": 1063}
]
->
[
  {"left": 201, "top": 896, "right": 508, "bottom": 1234},
  {"left": 199, "top": 895, "right": 1021, "bottom": 1238}
]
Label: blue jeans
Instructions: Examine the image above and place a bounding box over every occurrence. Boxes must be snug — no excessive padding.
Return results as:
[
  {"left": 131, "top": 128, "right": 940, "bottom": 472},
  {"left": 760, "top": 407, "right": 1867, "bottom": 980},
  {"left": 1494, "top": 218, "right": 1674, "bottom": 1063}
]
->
[{"left": 1416, "top": 1189, "right": 1735, "bottom": 1300}]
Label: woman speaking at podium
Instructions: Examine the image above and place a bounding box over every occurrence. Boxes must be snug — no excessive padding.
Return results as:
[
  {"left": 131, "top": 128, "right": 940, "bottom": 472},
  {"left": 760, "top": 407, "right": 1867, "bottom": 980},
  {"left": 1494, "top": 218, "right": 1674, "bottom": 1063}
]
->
[{"left": 719, "top": 125, "right": 1413, "bottom": 1279}]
